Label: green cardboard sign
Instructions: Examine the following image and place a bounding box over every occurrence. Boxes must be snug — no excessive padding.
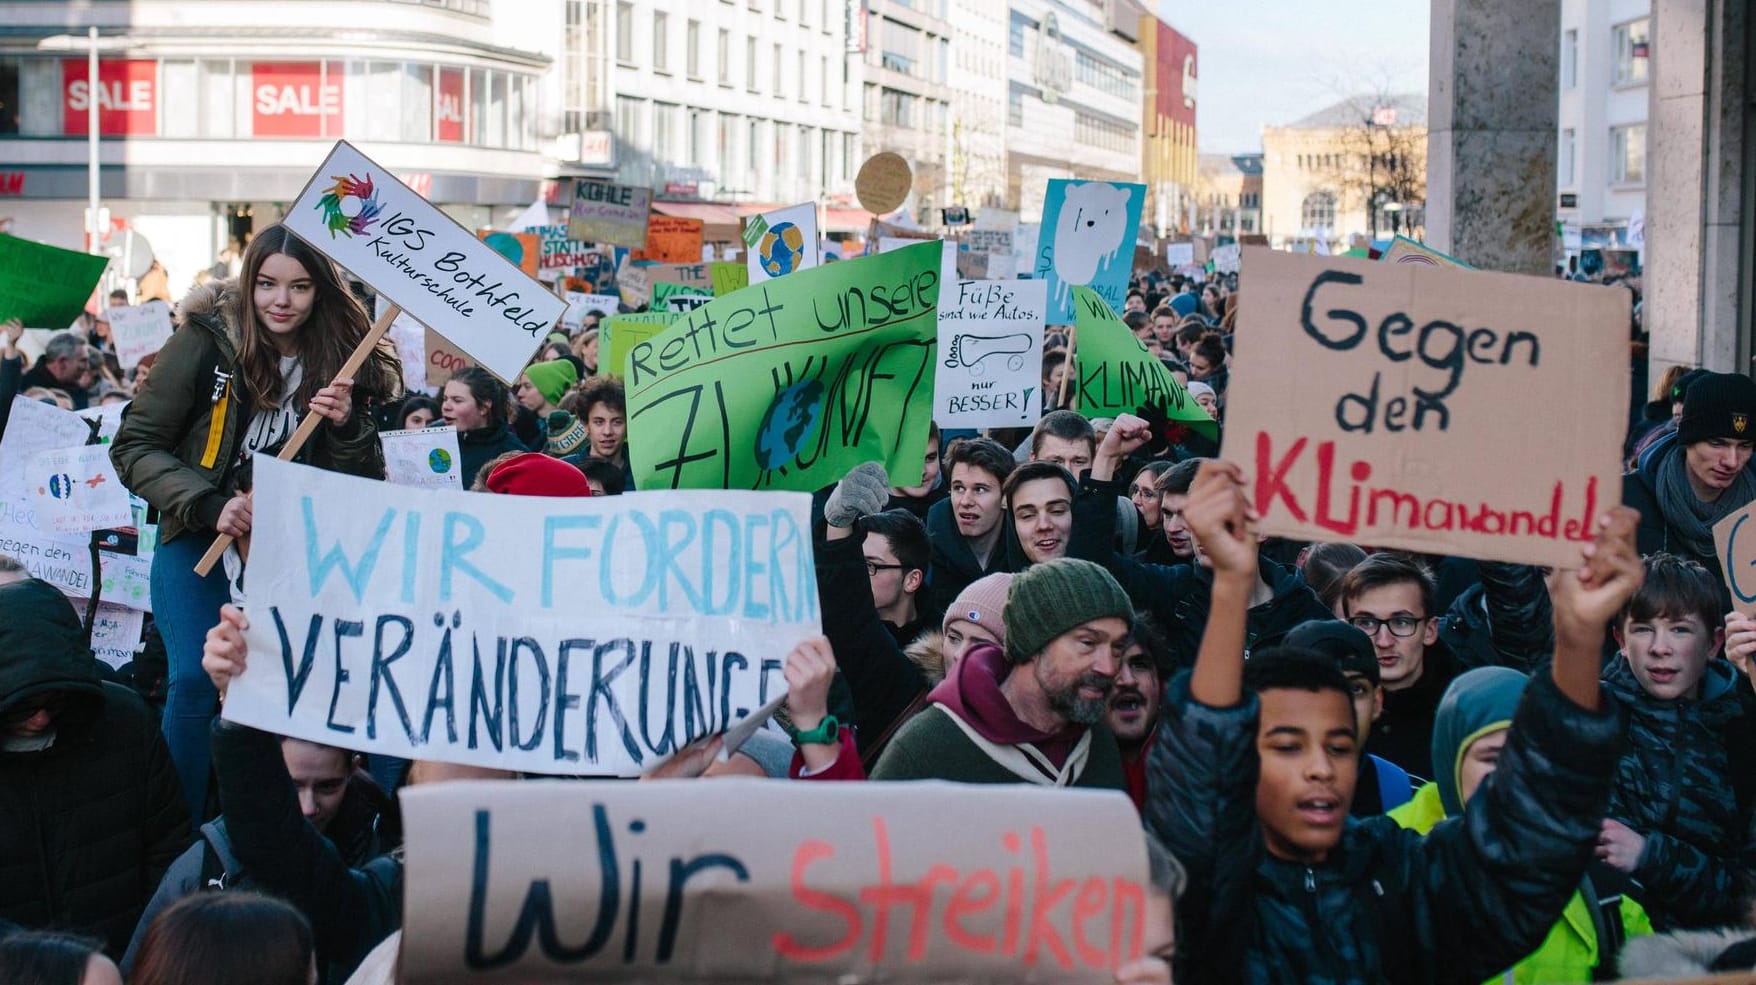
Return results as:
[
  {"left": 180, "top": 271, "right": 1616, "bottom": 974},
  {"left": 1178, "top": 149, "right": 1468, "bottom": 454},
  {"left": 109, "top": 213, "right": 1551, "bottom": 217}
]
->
[
  {"left": 603, "top": 311, "right": 677, "bottom": 379},
  {"left": 711, "top": 261, "right": 749, "bottom": 296},
  {"left": 0, "top": 234, "right": 110, "bottom": 329},
  {"left": 627, "top": 241, "right": 940, "bottom": 491},
  {"left": 1072, "top": 286, "right": 1216, "bottom": 439}
]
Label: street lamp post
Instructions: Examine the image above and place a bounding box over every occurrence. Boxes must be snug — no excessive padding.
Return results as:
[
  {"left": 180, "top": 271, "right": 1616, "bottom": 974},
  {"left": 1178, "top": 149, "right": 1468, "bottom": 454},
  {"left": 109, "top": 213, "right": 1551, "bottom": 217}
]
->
[{"left": 87, "top": 27, "right": 99, "bottom": 255}]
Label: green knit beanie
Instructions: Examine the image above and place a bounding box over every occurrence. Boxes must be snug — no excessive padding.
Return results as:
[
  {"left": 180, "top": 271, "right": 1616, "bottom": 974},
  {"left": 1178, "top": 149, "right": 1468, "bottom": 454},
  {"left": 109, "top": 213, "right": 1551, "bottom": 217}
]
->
[
  {"left": 1003, "top": 558, "right": 1134, "bottom": 663},
  {"left": 524, "top": 359, "right": 579, "bottom": 406}
]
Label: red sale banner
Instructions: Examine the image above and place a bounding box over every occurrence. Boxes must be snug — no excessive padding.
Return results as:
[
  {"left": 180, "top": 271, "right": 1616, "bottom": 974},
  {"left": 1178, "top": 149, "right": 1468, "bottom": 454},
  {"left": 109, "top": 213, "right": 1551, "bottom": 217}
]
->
[
  {"left": 62, "top": 59, "right": 158, "bottom": 136},
  {"left": 436, "top": 67, "right": 465, "bottom": 143},
  {"left": 252, "top": 62, "right": 343, "bottom": 137}
]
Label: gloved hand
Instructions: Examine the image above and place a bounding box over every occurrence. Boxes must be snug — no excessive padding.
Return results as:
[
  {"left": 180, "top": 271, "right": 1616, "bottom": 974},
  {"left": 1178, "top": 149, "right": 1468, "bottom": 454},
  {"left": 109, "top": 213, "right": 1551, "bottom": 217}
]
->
[{"left": 823, "top": 461, "right": 891, "bottom": 528}]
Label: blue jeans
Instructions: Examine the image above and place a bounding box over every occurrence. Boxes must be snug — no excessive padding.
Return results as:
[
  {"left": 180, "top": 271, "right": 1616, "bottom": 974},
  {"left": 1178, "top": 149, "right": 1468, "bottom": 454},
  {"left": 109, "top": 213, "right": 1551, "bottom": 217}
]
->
[{"left": 150, "top": 531, "right": 232, "bottom": 818}]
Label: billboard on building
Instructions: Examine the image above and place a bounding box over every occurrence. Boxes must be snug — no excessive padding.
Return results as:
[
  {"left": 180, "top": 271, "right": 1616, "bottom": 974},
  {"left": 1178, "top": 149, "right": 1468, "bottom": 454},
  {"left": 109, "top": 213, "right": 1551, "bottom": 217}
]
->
[{"left": 1157, "top": 22, "right": 1197, "bottom": 130}]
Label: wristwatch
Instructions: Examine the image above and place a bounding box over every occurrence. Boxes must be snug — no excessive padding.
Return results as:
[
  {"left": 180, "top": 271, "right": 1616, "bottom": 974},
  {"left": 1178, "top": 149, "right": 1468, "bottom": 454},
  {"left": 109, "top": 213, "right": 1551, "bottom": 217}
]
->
[{"left": 774, "top": 707, "right": 841, "bottom": 746}]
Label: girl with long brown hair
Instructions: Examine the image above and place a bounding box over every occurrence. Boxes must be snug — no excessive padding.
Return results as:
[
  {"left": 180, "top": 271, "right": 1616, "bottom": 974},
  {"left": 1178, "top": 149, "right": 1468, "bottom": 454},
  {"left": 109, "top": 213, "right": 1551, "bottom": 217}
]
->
[{"left": 111, "top": 223, "right": 400, "bottom": 818}]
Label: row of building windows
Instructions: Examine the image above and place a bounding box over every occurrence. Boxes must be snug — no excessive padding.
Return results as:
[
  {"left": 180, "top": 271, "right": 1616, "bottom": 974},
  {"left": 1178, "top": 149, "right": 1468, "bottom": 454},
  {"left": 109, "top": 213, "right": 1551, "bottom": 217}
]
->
[
  {"left": 609, "top": 9, "right": 848, "bottom": 107},
  {"left": 615, "top": 0, "right": 842, "bottom": 67},
  {"left": 610, "top": 95, "right": 855, "bottom": 194},
  {"left": 0, "top": 56, "right": 536, "bottom": 148},
  {"left": 1073, "top": 110, "right": 1133, "bottom": 154},
  {"left": 1074, "top": 49, "right": 1134, "bottom": 101}
]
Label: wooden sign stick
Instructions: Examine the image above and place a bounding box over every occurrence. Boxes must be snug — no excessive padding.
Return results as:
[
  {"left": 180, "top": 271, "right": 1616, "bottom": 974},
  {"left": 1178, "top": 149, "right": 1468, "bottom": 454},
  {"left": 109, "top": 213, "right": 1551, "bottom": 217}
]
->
[
  {"left": 193, "top": 302, "right": 403, "bottom": 576},
  {"left": 1057, "top": 323, "right": 1078, "bottom": 411}
]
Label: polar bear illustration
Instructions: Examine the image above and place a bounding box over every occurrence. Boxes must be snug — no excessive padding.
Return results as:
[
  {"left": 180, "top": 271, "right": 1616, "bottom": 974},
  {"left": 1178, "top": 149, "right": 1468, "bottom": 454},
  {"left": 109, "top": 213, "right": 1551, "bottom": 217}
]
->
[{"left": 1051, "top": 182, "right": 1132, "bottom": 309}]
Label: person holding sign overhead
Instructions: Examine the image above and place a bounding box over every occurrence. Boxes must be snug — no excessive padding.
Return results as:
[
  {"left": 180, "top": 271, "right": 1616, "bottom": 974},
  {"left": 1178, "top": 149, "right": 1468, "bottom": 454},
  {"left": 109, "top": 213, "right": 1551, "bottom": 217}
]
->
[{"left": 111, "top": 224, "right": 402, "bottom": 819}]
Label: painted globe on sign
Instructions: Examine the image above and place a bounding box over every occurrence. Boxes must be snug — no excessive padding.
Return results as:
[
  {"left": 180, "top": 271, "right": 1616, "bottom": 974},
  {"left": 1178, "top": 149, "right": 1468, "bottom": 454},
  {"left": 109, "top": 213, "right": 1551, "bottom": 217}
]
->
[
  {"left": 429, "top": 448, "right": 454, "bottom": 474},
  {"left": 758, "top": 221, "right": 807, "bottom": 277},
  {"left": 753, "top": 379, "right": 825, "bottom": 470}
]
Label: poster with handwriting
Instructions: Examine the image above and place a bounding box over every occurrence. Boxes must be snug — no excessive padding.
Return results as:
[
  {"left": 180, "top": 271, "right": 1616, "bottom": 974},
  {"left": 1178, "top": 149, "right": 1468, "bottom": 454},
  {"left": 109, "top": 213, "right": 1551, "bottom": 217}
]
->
[
  {"left": 1221, "top": 248, "right": 1628, "bottom": 566},
  {"left": 628, "top": 243, "right": 939, "bottom": 492},
  {"left": 568, "top": 179, "right": 652, "bottom": 248},
  {"left": 222, "top": 457, "right": 818, "bottom": 776},
  {"left": 282, "top": 141, "right": 564, "bottom": 382},
  {"left": 399, "top": 781, "right": 1151, "bottom": 983},
  {"left": 935, "top": 279, "right": 1045, "bottom": 428}
]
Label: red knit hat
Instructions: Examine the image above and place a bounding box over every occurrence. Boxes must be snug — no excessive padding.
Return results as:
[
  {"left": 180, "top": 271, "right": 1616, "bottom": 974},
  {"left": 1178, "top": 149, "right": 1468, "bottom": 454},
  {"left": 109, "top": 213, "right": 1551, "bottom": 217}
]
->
[{"left": 484, "top": 453, "right": 593, "bottom": 497}]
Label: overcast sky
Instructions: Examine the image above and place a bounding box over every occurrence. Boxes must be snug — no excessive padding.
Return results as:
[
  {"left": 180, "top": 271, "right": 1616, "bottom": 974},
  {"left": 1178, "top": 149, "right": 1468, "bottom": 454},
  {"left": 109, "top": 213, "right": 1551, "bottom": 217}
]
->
[{"left": 1158, "top": 0, "right": 1431, "bottom": 154}]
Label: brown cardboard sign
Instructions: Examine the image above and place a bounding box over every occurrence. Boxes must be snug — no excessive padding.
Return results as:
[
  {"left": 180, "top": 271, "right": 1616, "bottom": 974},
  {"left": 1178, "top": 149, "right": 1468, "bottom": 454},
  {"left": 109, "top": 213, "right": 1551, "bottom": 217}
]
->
[
  {"left": 1713, "top": 503, "right": 1756, "bottom": 614},
  {"left": 399, "top": 780, "right": 1152, "bottom": 983},
  {"left": 855, "top": 152, "right": 912, "bottom": 215},
  {"left": 1221, "top": 248, "right": 1629, "bottom": 567}
]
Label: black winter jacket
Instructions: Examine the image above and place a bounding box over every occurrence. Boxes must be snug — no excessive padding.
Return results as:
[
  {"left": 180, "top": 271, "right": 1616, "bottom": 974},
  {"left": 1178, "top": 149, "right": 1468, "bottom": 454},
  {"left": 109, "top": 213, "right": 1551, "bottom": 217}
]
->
[
  {"left": 1072, "top": 476, "right": 1330, "bottom": 666},
  {"left": 1436, "top": 561, "right": 1555, "bottom": 674},
  {"left": 1603, "top": 657, "right": 1756, "bottom": 929},
  {"left": 1148, "top": 668, "right": 1626, "bottom": 985},
  {"left": 1622, "top": 431, "right": 1756, "bottom": 586},
  {"left": 456, "top": 422, "right": 528, "bottom": 489},
  {"left": 0, "top": 580, "right": 191, "bottom": 956},
  {"left": 815, "top": 533, "right": 931, "bottom": 765},
  {"left": 212, "top": 720, "right": 401, "bottom": 979}
]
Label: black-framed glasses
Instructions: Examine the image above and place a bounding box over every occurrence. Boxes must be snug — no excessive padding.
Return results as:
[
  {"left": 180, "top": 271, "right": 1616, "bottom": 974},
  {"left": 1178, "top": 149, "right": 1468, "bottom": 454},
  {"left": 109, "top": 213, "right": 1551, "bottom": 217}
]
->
[
  {"left": 865, "top": 560, "right": 907, "bottom": 577},
  {"left": 1349, "top": 615, "right": 1426, "bottom": 638}
]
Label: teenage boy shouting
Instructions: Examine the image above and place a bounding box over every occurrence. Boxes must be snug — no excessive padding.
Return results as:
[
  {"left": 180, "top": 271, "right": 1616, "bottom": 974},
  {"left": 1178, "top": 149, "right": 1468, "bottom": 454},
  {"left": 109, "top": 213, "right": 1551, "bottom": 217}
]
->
[{"left": 1146, "top": 460, "right": 1637, "bottom": 985}]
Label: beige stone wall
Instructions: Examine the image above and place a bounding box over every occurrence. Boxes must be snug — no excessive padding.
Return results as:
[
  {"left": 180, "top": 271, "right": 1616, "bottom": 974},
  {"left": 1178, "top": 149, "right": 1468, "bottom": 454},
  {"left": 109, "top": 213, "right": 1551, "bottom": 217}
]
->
[{"left": 1261, "top": 123, "right": 1426, "bottom": 245}]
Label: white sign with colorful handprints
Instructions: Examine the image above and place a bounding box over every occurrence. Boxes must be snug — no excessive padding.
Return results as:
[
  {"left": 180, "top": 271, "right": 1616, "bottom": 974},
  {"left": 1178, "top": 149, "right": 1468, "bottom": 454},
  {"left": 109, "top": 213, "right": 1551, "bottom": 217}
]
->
[{"left": 282, "top": 141, "right": 565, "bottom": 384}]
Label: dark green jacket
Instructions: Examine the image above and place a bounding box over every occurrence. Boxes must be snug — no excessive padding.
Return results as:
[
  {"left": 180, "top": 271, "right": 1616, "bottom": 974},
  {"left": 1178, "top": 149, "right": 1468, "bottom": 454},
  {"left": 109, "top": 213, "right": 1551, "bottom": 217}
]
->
[{"left": 110, "top": 280, "right": 385, "bottom": 543}]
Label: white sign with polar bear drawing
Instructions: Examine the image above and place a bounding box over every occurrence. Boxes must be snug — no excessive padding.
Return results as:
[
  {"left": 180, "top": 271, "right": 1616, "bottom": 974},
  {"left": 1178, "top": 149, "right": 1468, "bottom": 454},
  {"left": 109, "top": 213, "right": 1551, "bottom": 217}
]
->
[{"left": 1034, "top": 179, "right": 1146, "bottom": 324}]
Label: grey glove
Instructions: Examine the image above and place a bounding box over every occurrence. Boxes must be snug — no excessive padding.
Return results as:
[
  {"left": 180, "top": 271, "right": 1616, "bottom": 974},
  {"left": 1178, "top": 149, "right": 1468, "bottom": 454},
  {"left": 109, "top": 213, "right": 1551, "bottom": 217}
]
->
[{"left": 824, "top": 461, "right": 891, "bottom": 528}]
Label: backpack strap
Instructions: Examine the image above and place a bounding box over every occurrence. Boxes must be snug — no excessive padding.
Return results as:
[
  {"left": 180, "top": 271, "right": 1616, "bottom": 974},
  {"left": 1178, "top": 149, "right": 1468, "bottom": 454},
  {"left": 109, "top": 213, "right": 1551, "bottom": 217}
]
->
[
  {"left": 196, "top": 830, "right": 232, "bottom": 892},
  {"left": 1584, "top": 862, "right": 1634, "bottom": 981}
]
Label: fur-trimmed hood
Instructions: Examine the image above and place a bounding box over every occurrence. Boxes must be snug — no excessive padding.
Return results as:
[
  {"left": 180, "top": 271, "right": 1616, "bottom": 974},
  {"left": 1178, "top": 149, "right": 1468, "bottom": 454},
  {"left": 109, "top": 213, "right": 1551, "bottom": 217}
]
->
[
  {"left": 904, "top": 630, "right": 947, "bottom": 685},
  {"left": 1620, "top": 927, "right": 1756, "bottom": 978},
  {"left": 174, "top": 277, "right": 244, "bottom": 350}
]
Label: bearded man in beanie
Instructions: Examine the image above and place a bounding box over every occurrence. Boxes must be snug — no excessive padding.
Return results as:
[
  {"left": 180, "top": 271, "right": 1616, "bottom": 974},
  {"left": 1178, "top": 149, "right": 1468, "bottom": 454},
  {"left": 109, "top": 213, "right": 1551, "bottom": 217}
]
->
[
  {"left": 0, "top": 560, "right": 191, "bottom": 956},
  {"left": 1624, "top": 370, "right": 1756, "bottom": 582},
  {"left": 870, "top": 558, "right": 1131, "bottom": 788}
]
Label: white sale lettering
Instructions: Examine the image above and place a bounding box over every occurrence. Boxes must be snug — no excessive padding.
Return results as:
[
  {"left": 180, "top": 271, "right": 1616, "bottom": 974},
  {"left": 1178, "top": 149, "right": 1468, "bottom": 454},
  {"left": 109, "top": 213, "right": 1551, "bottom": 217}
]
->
[
  {"left": 257, "top": 83, "right": 340, "bottom": 117},
  {"left": 67, "top": 79, "right": 153, "bottom": 113}
]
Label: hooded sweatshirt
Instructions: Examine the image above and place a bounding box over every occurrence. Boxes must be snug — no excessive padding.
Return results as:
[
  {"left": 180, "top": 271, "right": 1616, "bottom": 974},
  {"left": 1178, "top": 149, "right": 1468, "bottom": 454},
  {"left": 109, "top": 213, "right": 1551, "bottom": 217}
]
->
[
  {"left": 869, "top": 642, "right": 1124, "bottom": 788},
  {"left": 0, "top": 578, "right": 191, "bottom": 955},
  {"left": 1389, "top": 667, "right": 1653, "bottom": 984}
]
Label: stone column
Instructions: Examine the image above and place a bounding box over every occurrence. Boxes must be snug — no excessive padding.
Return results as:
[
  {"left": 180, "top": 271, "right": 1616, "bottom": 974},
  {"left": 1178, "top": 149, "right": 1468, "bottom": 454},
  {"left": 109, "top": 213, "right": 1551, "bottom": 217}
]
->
[
  {"left": 1426, "top": 0, "right": 1561, "bottom": 276},
  {"left": 1646, "top": 0, "right": 1748, "bottom": 375}
]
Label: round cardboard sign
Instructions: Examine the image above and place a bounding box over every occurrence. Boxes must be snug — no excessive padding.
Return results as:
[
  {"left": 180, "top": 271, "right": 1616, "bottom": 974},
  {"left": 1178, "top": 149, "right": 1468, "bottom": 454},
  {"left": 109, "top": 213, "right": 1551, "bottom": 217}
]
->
[{"left": 855, "top": 152, "right": 913, "bottom": 215}]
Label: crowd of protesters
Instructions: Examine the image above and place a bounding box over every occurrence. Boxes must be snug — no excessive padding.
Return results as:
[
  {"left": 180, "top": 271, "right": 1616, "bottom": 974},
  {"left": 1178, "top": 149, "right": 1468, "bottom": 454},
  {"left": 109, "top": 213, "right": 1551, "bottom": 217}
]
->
[{"left": 4, "top": 222, "right": 1756, "bottom": 985}]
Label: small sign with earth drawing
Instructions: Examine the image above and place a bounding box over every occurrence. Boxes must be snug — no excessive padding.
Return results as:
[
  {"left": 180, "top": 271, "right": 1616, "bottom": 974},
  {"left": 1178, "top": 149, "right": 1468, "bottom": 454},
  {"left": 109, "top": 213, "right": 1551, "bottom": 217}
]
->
[
  {"left": 380, "top": 426, "right": 464, "bottom": 490},
  {"left": 745, "top": 203, "right": 819, "bottom": 283}
]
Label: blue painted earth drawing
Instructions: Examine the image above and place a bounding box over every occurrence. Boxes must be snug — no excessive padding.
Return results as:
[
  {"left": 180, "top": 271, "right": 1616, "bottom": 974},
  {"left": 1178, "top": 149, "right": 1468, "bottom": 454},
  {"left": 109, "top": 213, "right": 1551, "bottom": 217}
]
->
[
  {"left": 754, "top": 380, "right": 825, "bottom": 470},
  {"left": 429, "top": 448, "right": 453, "bottom": 474}
]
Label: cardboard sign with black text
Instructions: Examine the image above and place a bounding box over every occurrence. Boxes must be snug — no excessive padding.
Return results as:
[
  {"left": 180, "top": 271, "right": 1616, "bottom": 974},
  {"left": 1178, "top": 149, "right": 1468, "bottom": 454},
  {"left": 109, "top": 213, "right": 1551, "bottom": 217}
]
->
[
  {"left": 1221, "top": 248, "right": 1628, "bottom": 566},
  {"left": 399, "top": 780, "right": 1152, "bottom": 983}
]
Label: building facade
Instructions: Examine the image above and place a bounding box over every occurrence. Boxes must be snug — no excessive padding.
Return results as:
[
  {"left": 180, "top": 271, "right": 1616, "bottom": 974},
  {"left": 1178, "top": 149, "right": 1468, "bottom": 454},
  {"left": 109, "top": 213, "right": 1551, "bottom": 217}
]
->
[
  {"left": 1193, "top": 152, "right": 1260, "bottom": 237},
  {"left": 1005, "top": 0, "right": 1142, "bottom": 220},
  {"left": 1554, "top": 0, "right": 1649, "bottom": 264},
  {"left": 1259, "top": 92, "right": 1426, "bottom": 248},
  {"left": 1133, "top": 9, "right": 1197, "bottom": 237},
  {"left": 577, "top": 0, "right": 863, "bottom": 212},
  {"left": 2, "top": 0, "right": 551, "bottom": 298},
  {"left": 859, "top": 0, "right": 951, "bottom": 221},
  {"left": 946, "top": 0, "right": 1008, "bottom": 210}
]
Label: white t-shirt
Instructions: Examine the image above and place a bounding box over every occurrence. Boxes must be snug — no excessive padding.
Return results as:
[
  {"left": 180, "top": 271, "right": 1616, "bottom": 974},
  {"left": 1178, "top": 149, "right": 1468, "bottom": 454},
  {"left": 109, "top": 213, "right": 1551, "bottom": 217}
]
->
[{"left": 242, "top": 354, "right": 303, "bottom": 455}]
